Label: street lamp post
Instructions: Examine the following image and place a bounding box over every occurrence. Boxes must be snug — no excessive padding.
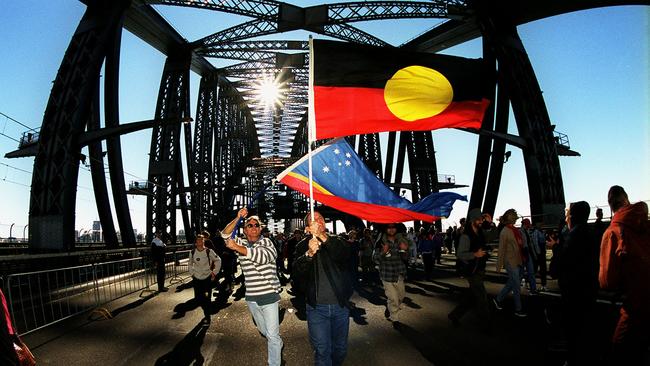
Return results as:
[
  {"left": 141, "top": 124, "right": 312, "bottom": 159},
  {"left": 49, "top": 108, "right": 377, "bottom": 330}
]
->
[
  {"left": 9, "top": 223, "right": 15, "bottom": 242},
  {"left": 23, "top": 224, "right": 29, "bottom": 243}
]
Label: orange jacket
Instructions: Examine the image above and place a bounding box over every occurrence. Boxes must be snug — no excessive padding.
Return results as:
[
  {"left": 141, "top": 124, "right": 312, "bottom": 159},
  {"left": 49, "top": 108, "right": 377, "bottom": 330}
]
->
[{"left": 599, "top": 202, "right": 650, "bottom": 342}]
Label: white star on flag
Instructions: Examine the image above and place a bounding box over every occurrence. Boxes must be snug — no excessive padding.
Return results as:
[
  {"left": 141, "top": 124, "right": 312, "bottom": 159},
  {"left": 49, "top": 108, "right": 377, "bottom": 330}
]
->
[
  {"left": 345, "top": 152, "right": 351, "bottom": 158},
  {"left": 345, "top": 160, "right": 351, "bottom": 166},
  {"left": 334, "top": 148, "right": 340, "bottom": 154},
  {"left": 323, "top": 166, "right": 330, "bottom": 173}
]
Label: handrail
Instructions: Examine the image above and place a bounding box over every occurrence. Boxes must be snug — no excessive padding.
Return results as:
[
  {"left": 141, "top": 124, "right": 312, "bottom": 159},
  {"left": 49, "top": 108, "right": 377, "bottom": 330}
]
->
[{"left": 2, "top": 249, "right": 191, "bottom": 335}]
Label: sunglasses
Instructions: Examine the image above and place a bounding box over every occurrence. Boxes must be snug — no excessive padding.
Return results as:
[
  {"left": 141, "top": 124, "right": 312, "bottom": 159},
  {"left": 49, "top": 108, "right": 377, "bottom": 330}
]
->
[{"left": 246, "top": 223, "right": 260, "bottom": 228}]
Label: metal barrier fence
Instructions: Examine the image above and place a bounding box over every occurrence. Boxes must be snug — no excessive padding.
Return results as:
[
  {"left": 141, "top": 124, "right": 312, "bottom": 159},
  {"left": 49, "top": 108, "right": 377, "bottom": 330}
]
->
[{"left": 3, "top": 249, "right": 191, "bottom": 335}]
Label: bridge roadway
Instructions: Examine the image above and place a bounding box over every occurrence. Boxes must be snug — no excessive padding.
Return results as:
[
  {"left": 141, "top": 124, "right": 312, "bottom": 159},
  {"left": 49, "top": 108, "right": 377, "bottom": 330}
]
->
[{"left": 21, "top": 254, "right": 615, "bottom": 366}]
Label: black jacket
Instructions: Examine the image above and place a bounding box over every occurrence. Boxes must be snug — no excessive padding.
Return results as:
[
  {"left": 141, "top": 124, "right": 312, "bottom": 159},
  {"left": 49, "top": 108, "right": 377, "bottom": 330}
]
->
[{"left": 292, "top": 235, "right": 353, "bottom": 308}]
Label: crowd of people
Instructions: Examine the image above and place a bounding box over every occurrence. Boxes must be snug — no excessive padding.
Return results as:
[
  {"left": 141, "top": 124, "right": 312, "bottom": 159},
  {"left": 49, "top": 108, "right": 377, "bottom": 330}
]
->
[
  {"left": 4, "top": 186, "right": 644, "bottom": 365},
  {"left": 137, "top": 184, "right": 648, "bottom": 366}
]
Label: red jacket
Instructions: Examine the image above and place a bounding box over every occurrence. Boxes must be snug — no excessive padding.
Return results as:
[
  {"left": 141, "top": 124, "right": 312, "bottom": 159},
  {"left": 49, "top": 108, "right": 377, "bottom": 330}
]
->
[{"left": 599, "top": 202, "right": 650, "bottom": 342}]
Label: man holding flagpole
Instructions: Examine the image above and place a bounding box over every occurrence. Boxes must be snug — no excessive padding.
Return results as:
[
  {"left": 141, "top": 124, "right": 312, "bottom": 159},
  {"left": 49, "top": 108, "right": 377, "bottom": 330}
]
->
[{"left": 293, "top": 211, "right": 354, "bottom": 366}]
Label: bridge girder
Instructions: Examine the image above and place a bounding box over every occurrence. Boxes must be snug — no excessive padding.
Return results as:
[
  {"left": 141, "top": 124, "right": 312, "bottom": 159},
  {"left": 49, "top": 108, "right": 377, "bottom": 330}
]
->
[{"left": 27, "top": 0, "right": 640, "bottom": 251}]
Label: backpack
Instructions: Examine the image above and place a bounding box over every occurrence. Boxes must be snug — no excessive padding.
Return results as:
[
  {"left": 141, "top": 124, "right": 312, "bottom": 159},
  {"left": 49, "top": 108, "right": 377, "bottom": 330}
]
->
[{"left": 192, "top": 248, "right": 216, "bottom": 271}]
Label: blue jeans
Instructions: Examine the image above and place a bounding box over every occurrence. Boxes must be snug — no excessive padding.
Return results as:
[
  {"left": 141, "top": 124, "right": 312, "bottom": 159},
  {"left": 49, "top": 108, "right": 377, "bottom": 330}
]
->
[
  {"left": 306, "top": 303, "right": 350, "bottom": 366},
  {"left": 246, "top": 300, "right": 283, "bottom": 366},
  {"left": 496, "top": 264, "right": 522, "bottom": 312},
  {"left": 523, "top": 258, "right": 537, "bottom": 291}
]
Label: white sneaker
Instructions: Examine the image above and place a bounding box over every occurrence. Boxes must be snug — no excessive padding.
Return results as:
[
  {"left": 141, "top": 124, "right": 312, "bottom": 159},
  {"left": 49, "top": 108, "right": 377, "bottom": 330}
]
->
[{"left": 492, "top": 298, "right": 503, "bottom": 310}]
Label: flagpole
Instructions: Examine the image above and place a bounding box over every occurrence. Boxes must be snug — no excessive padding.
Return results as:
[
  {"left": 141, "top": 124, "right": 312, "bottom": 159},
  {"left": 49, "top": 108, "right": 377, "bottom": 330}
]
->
[
  {"left": 229, "top": 182, "right": 274, "bottom": 239},
  {"left": 307, "top": 35, "right": 315, "bottom": 220}
]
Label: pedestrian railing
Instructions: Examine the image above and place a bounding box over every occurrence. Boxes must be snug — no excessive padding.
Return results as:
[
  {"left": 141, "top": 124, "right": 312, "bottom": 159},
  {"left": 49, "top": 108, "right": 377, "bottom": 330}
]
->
[{"left": 3, "top": 249, "right": 192, "bottom": 335}]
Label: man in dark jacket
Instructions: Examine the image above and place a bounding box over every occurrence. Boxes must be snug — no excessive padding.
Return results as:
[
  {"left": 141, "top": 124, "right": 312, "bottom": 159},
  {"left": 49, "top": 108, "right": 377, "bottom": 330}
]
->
[
  {"left": 293, "top": 211, "right": 353, "bottom": 366},
  {"left": 558, "top": 201, "right": 600, "bottom": 365},
  {"left": 448, "top": 208, "right": 495, "bottom": 330}
]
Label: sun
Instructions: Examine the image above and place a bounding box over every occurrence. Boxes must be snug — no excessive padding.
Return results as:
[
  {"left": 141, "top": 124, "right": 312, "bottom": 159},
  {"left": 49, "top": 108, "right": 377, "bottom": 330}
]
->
[{"left": 256, "top": 77, "right": 283, "bottom": 108}]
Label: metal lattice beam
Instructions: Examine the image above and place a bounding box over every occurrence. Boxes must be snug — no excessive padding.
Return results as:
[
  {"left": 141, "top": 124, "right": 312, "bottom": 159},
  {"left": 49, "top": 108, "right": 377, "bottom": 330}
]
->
[
  {"left": 204, "top": 40, "right": 308, "bottom": 52},
  {"left": 151, "top": 0, "right": 281, "bottom": 19},
  {"left": 324, "top": 1, "right": 460, "bottom": 23},
  {"left": 146, "top": 51, "right": 192, "bottom": 243},
  {"left": 28, "top": 0, "right": 131, "bottom": 251},
  {"left": 194, "top": 19, "right": 279, "bottom": 48}
]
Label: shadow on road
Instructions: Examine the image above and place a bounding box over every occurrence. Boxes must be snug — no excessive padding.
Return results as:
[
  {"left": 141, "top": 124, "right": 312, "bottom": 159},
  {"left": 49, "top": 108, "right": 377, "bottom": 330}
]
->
[
  {"left": 109, "top": 293, "right": 157, "bottom": 318},
  {"left": 155, "top": 321, "right": 208, "bottom": 366}
]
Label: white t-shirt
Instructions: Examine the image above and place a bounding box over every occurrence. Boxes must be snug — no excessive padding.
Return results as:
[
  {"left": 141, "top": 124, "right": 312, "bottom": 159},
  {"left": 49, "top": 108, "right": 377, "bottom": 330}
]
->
[
  {"left": 189, "top": 248, "right": 221, "bottom": 280},
  {"left": 152, "top": 237, "right": 165, "bottom": 247}
]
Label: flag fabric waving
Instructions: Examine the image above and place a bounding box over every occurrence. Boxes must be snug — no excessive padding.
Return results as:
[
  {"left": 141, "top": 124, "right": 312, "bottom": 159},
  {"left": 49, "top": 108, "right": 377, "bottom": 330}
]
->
[
  {"left": 309, "top": 39, "right": 493, "bottom": 141},
  {"left": 276, "top": 138, "right": 466, "bottom": 223}
]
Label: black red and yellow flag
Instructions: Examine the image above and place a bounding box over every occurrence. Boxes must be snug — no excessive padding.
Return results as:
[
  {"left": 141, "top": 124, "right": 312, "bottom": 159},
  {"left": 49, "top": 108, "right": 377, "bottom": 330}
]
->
[{"left": 309, "top": 39, "right": 493, "bottom": 141}]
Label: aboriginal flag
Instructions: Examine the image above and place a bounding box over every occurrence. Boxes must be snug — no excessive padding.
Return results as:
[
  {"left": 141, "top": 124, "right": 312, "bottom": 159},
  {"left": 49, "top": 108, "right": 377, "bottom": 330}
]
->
[
  {"left": 277, "top": 138, "right": 466, "bottom": 223},
  {"left": 309, "top": 39, "right": 493, "bottom": 141}
]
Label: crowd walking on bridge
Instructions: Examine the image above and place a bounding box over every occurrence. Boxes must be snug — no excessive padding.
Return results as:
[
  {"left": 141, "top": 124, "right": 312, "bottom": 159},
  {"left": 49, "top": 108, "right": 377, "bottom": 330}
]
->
[
  {"left": 3, "top": 186, "right": 648, "bottom": 366},
  {"left": 159, "top": 185, "right": 646, "bottom": 366}
]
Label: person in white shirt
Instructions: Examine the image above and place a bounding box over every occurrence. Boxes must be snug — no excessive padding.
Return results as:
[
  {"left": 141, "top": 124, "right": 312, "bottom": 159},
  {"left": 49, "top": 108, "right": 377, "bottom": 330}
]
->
[
  {"left": 189, "top": 234, "right": 221, "bottom": 325},
  {"left": 151, "top": 231, "right": 168, "bottom": 292}
]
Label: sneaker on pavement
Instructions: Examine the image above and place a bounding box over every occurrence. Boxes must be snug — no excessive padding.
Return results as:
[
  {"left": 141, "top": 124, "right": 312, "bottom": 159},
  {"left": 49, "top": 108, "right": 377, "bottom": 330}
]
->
[
  {"left": 492, "top": 298, "right": 503, "bottom": 310},
  {"left": 514, "top": 311, "right": 527, "bottom": 318}
]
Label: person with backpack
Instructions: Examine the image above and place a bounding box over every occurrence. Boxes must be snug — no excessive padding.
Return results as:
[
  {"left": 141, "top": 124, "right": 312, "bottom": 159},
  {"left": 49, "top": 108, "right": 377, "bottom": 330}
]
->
[
  {"left": 448, "top": 208, "right": 496, "bottom": 331},
  {"left": 189, "top": 234, "right": 221, "bottom": 325}
]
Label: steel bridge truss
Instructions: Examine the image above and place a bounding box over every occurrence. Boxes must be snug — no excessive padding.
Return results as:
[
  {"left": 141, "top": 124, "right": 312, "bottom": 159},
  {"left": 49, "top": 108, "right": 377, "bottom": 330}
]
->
[{"left": 26, "top": 0, "right": 626, "bottom": 250}]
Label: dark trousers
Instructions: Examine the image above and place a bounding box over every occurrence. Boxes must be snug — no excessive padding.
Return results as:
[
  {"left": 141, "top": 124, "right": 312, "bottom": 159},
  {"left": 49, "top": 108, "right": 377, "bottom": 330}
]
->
[
  {"left": 156, "top": 261, "right": 166, "bottom": 291},
  {"left": 561, "top": 290, "right": 598, "bottom": 365},
  {"left": 221, "top": 253, "right": 236, "bottom": 287},
  {"left": 609, "top": 340, "right": 650, "bottom": 366},
  {"left": 287, "top": 255, "right": 294, "bottom": 275},
  {"left": 535, "top": 253, "right": 548, "bottom": 286},
  {"left": 193, "top": 276, "right": 212, "bottom": 318},
  {"left": 449, "top": 270, "right": 490, "bottom": 325},
  {"left": 434, "top": 247, "right": 442, "bottom": 263},
  {"left": 422, "top": 252, "right": 434, "bottom": 279}
]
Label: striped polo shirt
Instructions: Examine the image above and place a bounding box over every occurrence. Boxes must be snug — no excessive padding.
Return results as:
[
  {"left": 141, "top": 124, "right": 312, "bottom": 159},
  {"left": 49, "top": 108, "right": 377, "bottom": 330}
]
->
[{"left": 222, "top": 234, "right": 281, "bottom": 301}]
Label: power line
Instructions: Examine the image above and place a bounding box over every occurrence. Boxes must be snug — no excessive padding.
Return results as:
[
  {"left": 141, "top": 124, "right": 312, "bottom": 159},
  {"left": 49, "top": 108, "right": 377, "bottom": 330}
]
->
[
  {"left": 0, "top": 162, "right": 31, "bottom": 174},
  {"left": 0, "top": 111, "right": 36, "bottom": 131},
  {"left": 0, "top": 132, "right": 20, "bottom": 143},
  {"left": 1, "top": 177, "right": 30, "bottom": 188}
]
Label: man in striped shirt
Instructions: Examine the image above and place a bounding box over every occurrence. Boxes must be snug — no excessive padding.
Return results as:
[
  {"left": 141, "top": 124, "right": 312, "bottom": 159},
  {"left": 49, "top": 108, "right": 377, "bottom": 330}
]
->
[{"left": 222, "top": 208, "right": 283, "bottom": 366}]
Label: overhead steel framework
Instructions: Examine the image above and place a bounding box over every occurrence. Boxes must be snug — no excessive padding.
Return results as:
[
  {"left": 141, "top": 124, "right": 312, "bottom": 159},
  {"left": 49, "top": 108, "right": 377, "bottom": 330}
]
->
[{"left": 15, "top": 0, "right": 643, "bottom": 251}]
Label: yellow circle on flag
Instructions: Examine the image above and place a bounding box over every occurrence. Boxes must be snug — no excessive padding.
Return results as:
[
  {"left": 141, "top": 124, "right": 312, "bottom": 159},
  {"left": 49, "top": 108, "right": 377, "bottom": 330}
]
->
[{"left": 384, "top": 65, "right": 453, "bottom": 121}]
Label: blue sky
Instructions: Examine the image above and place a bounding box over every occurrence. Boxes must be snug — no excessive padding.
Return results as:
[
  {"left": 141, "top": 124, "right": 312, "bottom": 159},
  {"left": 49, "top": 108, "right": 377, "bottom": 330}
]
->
[{"left": 0, "top": 2, "right": 648, "bottom": 237}]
